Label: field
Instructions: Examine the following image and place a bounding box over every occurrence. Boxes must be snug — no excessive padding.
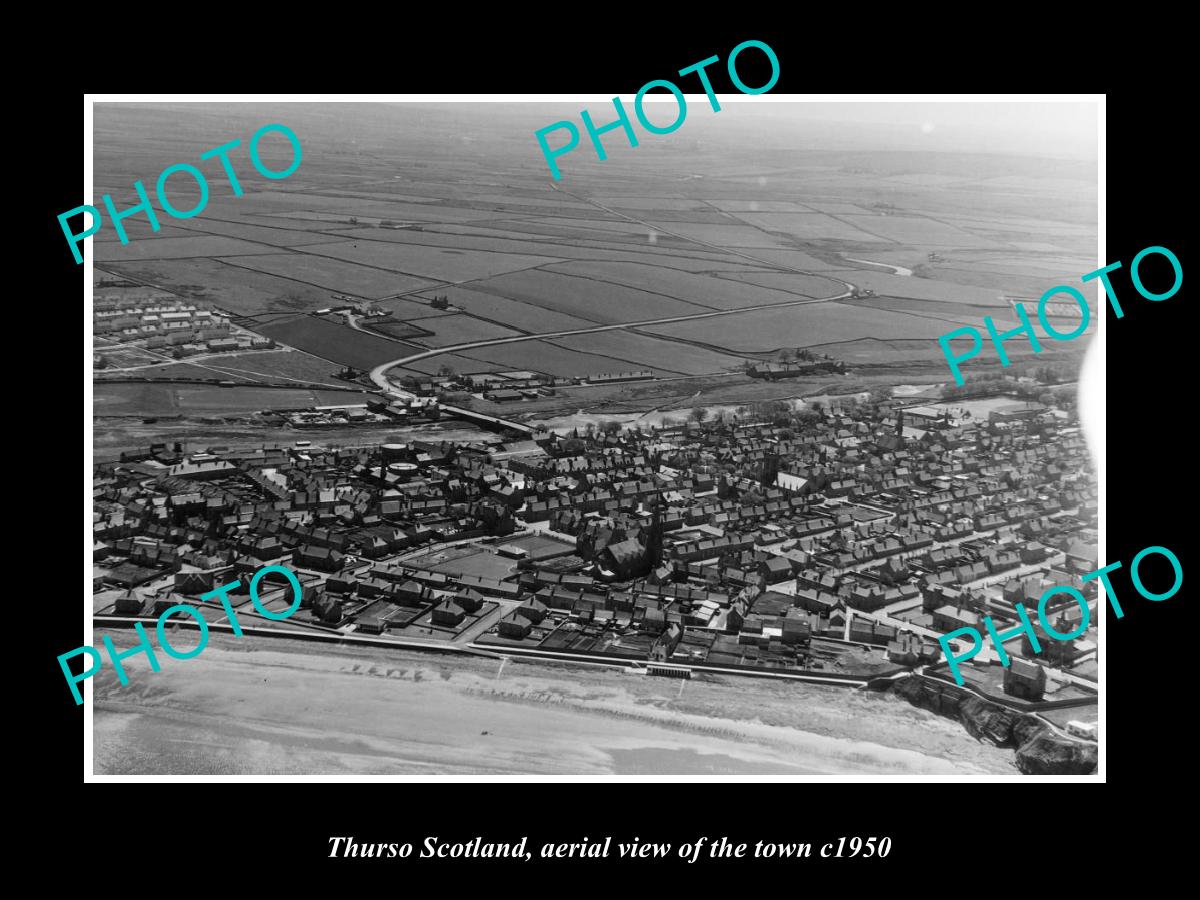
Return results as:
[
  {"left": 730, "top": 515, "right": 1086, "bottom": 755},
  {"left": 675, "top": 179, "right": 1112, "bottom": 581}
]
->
[
  {"left": 642, "top": 301, "right": 987, "bottom": 352},
  {"left": 550, "top": 331, "right": 751, "bottom": 375},
  {"left": 213, "top": 252, "right": 439, "bottom": 298},
  {"left": 411, "top": 286, "right": 596, "bottom": 332},
  {"left": 542, "top": 259, "right": 846, "bottom": 308},
  {"left": 191, "top": 349, "right": 354, "bottom": 385},
  {"left": 94, "top": 382, "right": 371, "bottom": 416},
  {"left": 453, "top": 268, "right": 713, "bottom": 323},
  {"left": 410, "top": 313, "right": 524, "bottom": 347},
  {"left": 255, "top": 315, "right": 418, "bottom": 368},
  {"left": 92, "top": 101, "right": 1098, "bottom": 428},
  {"left": 402, "top": 546, "right": 520, "bottom": 579},
  {"left": 288, "top": 239, "right": 565, "bottom": 283},
  {"left": 440, "top": 339, "right": 681, "bottom": 379}
]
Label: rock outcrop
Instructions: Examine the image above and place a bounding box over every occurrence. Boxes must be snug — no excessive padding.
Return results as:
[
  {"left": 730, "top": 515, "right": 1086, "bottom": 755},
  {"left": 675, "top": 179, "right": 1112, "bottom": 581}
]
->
[{"left": 876, "top": 674, "right": 1097, "bottom": 775}]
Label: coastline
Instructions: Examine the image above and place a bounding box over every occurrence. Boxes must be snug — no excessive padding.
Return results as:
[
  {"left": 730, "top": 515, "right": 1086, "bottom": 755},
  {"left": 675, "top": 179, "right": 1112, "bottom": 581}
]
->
[{"left": 91, "top": 632, "right": 1016, "bottom": 776}]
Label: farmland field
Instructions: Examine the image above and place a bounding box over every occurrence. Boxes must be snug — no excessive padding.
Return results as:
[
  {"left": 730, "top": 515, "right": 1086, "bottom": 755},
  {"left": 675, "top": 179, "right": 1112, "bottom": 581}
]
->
[
  {"left": 457, "top": 268, "right": 715, "bottom": 324},
  {"left": 409, "top": 313, "right": 524, "bottom": 347},
  {"left": 215, "top": 252, "right": 439, "bottom": 298},
  {"left": 450, "top": 339, "right": 682, "bottom": 378},
  {"left": 195, "top": 349, "right": 360, "bottom": 385},
  {"left": 841, "top": 214, "right": 1004, "bottom": 248},
  {"left": 100, "top": 257, "right": 364, "bottom": 314},
  {"left": 255, "top": 315, "right": 419, "bottom": 368},
  {"left": 94, "top": 234, "right": 277, "bottom": 261},
  {"left": 412, "top": 285, "right": 596, "bottom": 332},
  {"left": 642, "top": 301, "right": 989, "bottom": 352},
  {"left": 92, "top": 101, "right": 1097, "bottom": 429},
  {"left": 94, "top": 382, "right": 371, "bottom": 417},
  {"left": 642, "top": 221, "right": 810, "bottom": 250},
  {"left": 551, "top": 330, "right": 751, "bottom": 375},
  {"left": 727, "top": 212, "right": 896, "bottom": 244},
  {"left": 292, "top": 239, "right": 565, "bottom": 283},
  {"left": 542, "top": 259, "right": 846, "bottom": 308}
]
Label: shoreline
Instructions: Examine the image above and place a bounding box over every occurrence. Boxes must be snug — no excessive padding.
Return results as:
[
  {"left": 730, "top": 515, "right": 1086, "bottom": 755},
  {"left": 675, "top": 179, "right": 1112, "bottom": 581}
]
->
[{"left": 91, "top": 631, "right": 1016, "bottom": 776}]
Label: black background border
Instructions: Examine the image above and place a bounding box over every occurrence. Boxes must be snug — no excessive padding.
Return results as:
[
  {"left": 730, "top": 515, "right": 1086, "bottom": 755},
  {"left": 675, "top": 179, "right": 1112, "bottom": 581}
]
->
[{"left": 34, "top": 20, "right": 1191, "bottom": 883}]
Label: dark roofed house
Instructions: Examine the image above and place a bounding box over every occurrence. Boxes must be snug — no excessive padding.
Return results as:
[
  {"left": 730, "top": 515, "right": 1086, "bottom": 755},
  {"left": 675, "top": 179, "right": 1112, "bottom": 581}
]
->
[
  {"left": 760, "top": 556, "right": 794, "bottom": 583},
  {"left": 641, "top": 603, "right": 667, "bottom": 633},
  {"left": 313, "top": 593, "right": 345, "bottom": 625},
  {"left": 174, "top": 571, "right": 215, "bottom": 596},
  {"left": 597, "top": 537, "right": 648, "bottom": 582},
  {"left": 1004, "top": 658, "right": 1047, "bottom": 700},
  {"left": 105, "top": 562, "right": 161, "bottom": 588},
  {"left": 293, "top": 544, "right": 345, "bottom": 572},
  {"left": 432, "top": 600, "right": 465, "bottom": 627},
  {"left": 933, "top": 604, "right": 979, "bottom": 633},
  {"left": 113, "top": 589, "right": 146, "bottom": 615},
  {"left": 454, "top": 588, "right": 486, "bottom": 614},
  {"left": 395, "top": 579, "right": 434, "bottom": 608},
  {"left": 499, "top": 610, "right": 534, "bottom": 639},
  {"left": 518, "top": 596, "right": 549, "bottom": 624},
  {"left": 781, "top": 609, "right": 812, "bottom": 645}
]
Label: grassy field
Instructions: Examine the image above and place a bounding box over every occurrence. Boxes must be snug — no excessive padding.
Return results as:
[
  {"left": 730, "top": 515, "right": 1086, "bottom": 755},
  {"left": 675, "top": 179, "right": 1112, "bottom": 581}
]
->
[
  {"left": 411, "top": 313, "right": 524, "bottom": 347},
  {"left": 641, "top": 301, "right": 985, "bottom": 352},
  {"left": 455, "top": 339, "right": 681, "bottom": 378},
  {"left": 460, "top": 268, "right": 713, "bottom": 324},
  {"left": 291, "top": 238, "right": 565, "bottom": 283},
  {"left": 255, "top": 315, "right": 418, "bottom": 368},
  {"left": 542, "top": 259, "right": 846, "bottom": 308},
  {"left": 194, "top": 349, "right": 352, "bottom": 385},
  {"left": 94, "top": 382, "right": 371, "bottom": 416},
  {"left": 551, "top": 331, "right": 750, "bottom": 375},
  {"left": 215, "top": 252, "right": 439, "bottom": 299},
  {"left": 94, "top": 234, "right": 276, "bottom": 260},
  {"left": 92, "top": 101, "right": 1097, "bottom": 424},
  {"left": 412, "top": 285, "right": 600, "bottom": 332}
]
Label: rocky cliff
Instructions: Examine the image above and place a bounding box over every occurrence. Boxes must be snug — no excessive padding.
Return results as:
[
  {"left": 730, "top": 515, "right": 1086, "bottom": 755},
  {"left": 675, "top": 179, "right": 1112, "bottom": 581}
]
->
[{"left": 876, "top": 675, "right": 1097, "bottom": 775}]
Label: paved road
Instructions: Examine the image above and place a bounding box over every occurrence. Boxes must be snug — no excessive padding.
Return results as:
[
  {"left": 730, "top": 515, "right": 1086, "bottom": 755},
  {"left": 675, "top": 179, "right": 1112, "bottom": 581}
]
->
[
  {"left": 368, "top": 187, "right": 859, "bottom": 395},
  {"left": 369, "top": 292, "right": 854, "bottom": 392}
]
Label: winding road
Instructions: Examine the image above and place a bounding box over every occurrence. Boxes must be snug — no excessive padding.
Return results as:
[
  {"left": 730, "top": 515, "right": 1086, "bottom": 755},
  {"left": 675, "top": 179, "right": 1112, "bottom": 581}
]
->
[
  {"left": 368, "top": 290, "right": 853, "bottom": 392},
  {"left": 370, "top": 187, "right": 859, "bottom": 395}
]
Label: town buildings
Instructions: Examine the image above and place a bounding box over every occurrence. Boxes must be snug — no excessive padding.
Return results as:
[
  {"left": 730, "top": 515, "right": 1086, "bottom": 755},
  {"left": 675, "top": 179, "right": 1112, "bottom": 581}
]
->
[{"left": 93, "top": 395, "right": 1097, "bottom": 690}]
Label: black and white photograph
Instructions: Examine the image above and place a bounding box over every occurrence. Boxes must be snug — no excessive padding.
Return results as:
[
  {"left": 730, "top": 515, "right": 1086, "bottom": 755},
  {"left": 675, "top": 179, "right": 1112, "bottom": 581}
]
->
[{"left": 83, "top": 94, "right": 1104, "bottom": 779}]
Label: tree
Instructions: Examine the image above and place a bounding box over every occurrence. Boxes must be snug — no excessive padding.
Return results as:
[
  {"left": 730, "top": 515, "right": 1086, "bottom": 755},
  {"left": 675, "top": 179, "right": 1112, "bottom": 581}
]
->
[
  {"left": 690, "top": 407, "right": 709, "bottom": 424},
  {"left": 437, "top": 365, "right": 456, "bottom": 379}
]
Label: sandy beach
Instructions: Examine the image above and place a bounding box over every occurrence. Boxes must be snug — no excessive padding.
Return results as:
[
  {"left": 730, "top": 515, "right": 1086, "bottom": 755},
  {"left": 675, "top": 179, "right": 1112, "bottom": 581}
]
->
[{"left": 92, "top": 632, "right": 1015, "bottom": 776}]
